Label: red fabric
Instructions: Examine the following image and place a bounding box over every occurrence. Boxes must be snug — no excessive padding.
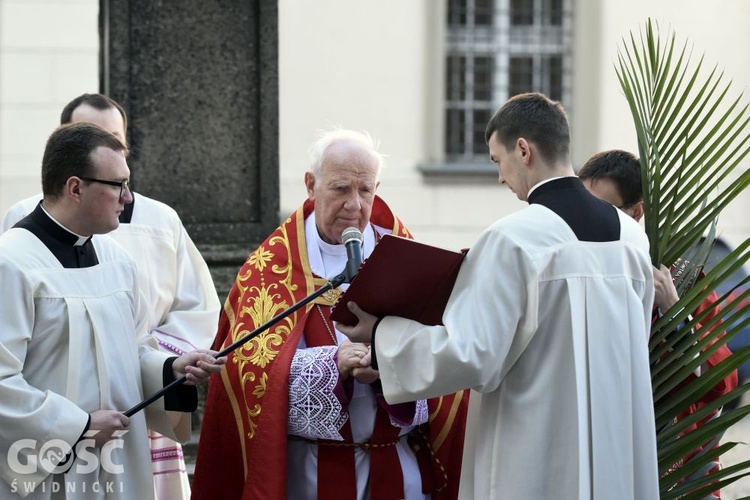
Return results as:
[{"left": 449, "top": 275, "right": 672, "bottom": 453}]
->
[
  {"left": 682, "top": 291, "right": 738, "bottom": 407},
  {"left": 425, "top": 390, "right": 470, "bottom": 500},
  {"left": 317, "top": 420, "right": 358, "bottom": 499},
  {"left": 192, "top": 196, "right": 468, "bottom": 499},
  {"left": 657, "top": 288, "right": 738, "bottom": 497},
  {"left": 368, "top": 406, "right": 405, "bottom": 499}
]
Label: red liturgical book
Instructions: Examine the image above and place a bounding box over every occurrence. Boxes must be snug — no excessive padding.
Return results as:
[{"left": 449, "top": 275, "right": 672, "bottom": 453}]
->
[{"left": 330, "top": 234, "right": 467, "bottom": 326}]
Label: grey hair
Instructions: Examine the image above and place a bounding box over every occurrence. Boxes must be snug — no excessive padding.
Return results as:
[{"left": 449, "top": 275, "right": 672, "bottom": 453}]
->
[{"left": 307, "top": 128, "right": 384, "bottom": 179}]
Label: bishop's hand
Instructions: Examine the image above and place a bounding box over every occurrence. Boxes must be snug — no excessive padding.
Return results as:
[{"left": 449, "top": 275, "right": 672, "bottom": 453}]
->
[
  {"left": 352, "top": 360, "right": 379, "bottom": 384},
  {"left": 337, "top": 339, "right": 369, "bottom": 380},
  {"left": 335, "top": 301, "right": 378, "bottom": 344}
]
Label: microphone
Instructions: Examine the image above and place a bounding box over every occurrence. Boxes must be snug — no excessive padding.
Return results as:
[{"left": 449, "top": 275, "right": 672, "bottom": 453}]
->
[{"left": 342, "top": 226, "right": 364, "bottom": 282}]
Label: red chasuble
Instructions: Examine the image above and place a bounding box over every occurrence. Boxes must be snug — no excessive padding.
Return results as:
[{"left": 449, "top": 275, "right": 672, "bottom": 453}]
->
[{"left": 192, "top": 196, "right": 469, "bottom": 499}]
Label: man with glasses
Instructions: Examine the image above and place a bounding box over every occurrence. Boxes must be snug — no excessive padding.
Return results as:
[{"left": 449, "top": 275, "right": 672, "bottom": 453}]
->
[
  {"left": 79, "top": 176, "right": 129, "bottom": 197},
  {"left": 0, "top": 123, "right": 226, "bottom": 499},
  {"left": 0, "top": 93, "right": 220, "bottom": 500}
]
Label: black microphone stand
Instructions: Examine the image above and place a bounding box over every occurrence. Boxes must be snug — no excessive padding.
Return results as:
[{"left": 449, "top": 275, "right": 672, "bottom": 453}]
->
[{"left": 124, "top": 271, "right": 348, "bottom": 417}]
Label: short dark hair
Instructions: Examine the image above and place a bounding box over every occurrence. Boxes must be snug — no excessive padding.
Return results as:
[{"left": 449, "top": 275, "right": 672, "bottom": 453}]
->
[
  {"left": 42, "top": 123, "right": 128, "bottom": 198},
  {"left": 60, "top": 93, "right": 128, "bottom": 133},
  {"left": 578, "top": 150, "right": 642, "bottom": 207},
  {"left": 484, "top": 92, "right": 570, "bottom": 165}
]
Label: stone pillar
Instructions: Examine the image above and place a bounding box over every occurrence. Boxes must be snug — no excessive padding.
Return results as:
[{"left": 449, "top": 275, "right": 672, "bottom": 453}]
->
[{"left": 100, "top": 0, "right": 279, "bottom": 299}]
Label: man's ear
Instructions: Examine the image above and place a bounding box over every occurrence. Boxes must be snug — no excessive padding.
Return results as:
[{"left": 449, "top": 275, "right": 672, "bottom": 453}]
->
[
  {"left": 631, "top": 200, "right": 645, "bottom": 222},
  {"left": 304, "top": 172, "right": 316, "bottom": 200},
  {"left": 65, "top": 177, "right": 83, "bottom": 201},
  {"left": 517, "top": 138, "right": 531, "bottom": 165}
]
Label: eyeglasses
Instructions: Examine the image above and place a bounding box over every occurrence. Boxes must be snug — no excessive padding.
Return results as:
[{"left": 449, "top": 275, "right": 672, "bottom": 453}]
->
[{"left": 79, "top": 176, "right": 130, "bottom": 199}]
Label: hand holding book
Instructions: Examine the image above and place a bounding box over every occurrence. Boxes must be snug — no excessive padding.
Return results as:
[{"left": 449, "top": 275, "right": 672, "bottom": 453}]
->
[{"left": 330, "top": 234, "right": 467, "bottom": 327}]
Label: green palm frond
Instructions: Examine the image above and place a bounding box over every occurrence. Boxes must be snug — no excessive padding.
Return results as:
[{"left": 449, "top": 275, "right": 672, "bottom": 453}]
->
[{"left": 617, "top": 19, "right": 750, "bottom": 498}]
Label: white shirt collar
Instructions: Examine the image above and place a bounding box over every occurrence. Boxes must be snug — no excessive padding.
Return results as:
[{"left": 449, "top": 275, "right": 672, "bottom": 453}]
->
[
  {"left": 527, "top": 176, "right": 567, "bottom": 199},
  {"left": 305, "top": 212, "right": 377, "bottom": 280},
  {"left": 40, "top": 203, "right": 90, "bottom": 246}
]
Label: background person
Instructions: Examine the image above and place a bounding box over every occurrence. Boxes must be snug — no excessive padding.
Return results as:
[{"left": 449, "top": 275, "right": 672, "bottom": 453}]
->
[{"left": 579, "top": 149, "right": 738, "bottom": 496}]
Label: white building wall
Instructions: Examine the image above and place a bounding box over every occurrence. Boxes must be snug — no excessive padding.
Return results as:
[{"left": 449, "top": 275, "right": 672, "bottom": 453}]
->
[
  {"left": 278, "top": 0, "right": 523, "bottom": 249},
  {"left": 279, "top": 0, "right": 750, "bottom": 249},
  {"left": 573, "top": 0, "right": 750, "bottom": 249},
  {"left": 0, "top": 0, "right": 99, "bottom": 215},
  {"left": 278, "top": 0, "right": 485, "bottom": 247},
  {"left": 0, "top": 0, "right": 748, "bottom": 250}
]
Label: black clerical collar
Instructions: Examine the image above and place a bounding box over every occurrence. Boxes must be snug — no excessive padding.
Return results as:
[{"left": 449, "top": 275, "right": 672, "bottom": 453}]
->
[
  {"left": 527, "top": 176, "right": 585, "bottom": 205},
  {"left": 15, "top": 203, "right": 99, "bottom": 268},
  {"left": 39, "top": 203, "right": 90, "bottom": 245},
  {"left": 526, "top": 176, "right": 621, "bottom": 242},
  {"left": 29, "top": 202, "right": 90, "bottom": 246}
]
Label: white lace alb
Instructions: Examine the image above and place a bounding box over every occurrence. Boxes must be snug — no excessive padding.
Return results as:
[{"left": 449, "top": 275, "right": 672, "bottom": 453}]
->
[{"left": 288, "top": 345, "right": 348, "bottom": 441}]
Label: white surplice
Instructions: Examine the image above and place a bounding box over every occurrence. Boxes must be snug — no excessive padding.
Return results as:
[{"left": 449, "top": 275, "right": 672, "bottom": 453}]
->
[
  {"left": 0, "top": 192, "right": 219, "bottom": 352},
  {"left": 0, "top": 227, "right": 189, "bottom": 499},
  {"left": 1, "top": 193, "right": 219, "bottom": 500},
  {"left": 113, "top": 193, "right": 219, "bottom": 500},
  {"left": 111, "top": 193, "right": 220, "bottom": 355},
  {"left": 375, "top": 204, "right": 659, "bottom": 500},
  {"left": 0, "top": 195, "right": 40, "bottom": 233}
]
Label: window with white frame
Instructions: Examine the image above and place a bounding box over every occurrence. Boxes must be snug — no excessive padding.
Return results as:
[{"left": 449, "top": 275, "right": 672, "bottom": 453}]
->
[{"left": 445, "top": 0, "right": 572, "bottom": 161}]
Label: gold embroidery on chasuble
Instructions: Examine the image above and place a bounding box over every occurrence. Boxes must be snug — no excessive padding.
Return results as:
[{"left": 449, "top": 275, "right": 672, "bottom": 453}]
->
[
  {"left": 229, "top": 226, "right": 304, "bottom": 440},
  {"left": 314, "top": 280, "right": 343, "bottom": 307},
  {"left": 224, "top": 201, "right": 404, "bottom": 444}
]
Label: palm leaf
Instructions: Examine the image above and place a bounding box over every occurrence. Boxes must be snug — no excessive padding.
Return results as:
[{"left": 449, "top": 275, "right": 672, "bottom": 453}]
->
[{"left": 618, "top": 19, "right": 750, "bottom": 498}]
